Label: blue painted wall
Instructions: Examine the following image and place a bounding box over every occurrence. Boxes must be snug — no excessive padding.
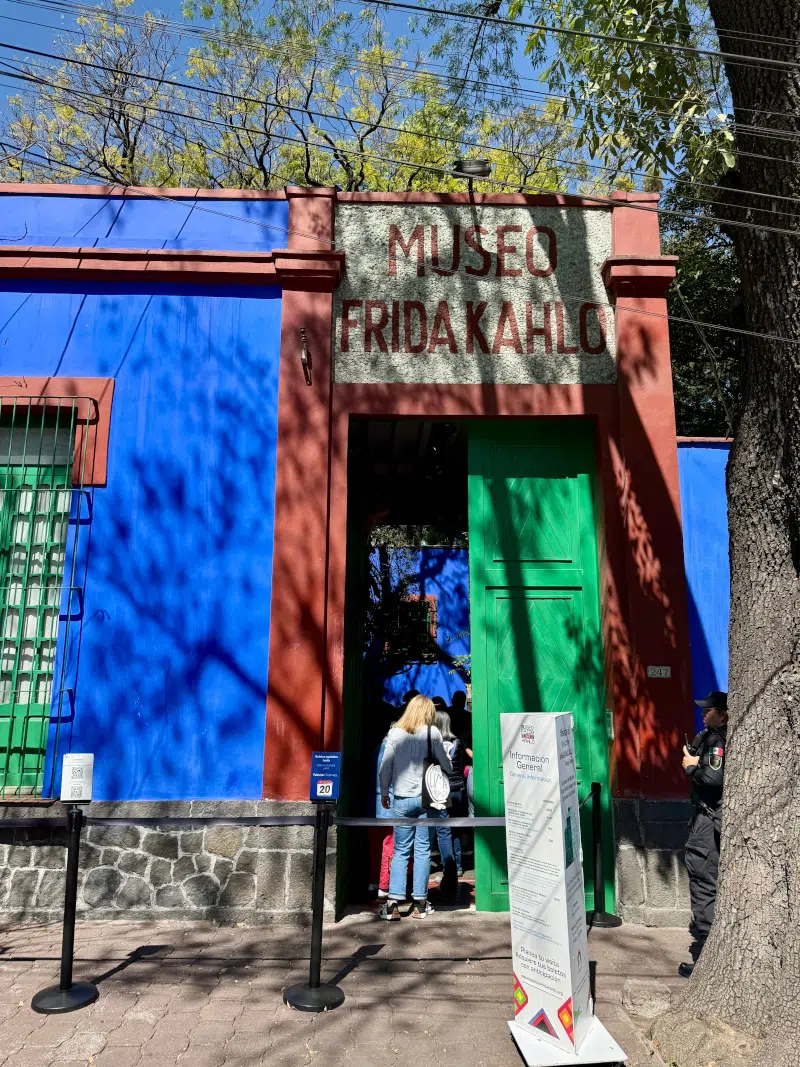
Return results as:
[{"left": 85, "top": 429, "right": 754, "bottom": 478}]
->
[
  {"left": 0, "top": 192, "right": 289, "bottom": 800},
  {"left": 0, "top": 191, "right": 289, "bottom": 252},
  {"left": 376, "top": 547, "right": 471, "bottom": 706},
  {"left": 678, "top": 442, "right": 731, "bottom": 728}
]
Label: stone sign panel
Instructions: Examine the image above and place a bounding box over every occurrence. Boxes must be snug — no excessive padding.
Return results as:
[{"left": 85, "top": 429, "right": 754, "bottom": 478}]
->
[{"left": 333, "top": 203, "right": 615, "bottom": 385}]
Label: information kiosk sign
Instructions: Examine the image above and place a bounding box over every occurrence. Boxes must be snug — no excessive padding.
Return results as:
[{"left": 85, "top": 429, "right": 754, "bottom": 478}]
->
[{"left": 501, "top": 713, "right": 626, "bottom": 1066}]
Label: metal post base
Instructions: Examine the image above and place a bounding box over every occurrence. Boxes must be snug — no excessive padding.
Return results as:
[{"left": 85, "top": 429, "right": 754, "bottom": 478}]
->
[
  {"left": 586, "top": 910, "right": 623, "bottom": 929},
  {"left": 283, "top": 983, "right": 345, "bottom": 1012},
  {"left": 31, "top": 981, "right": 99, "bottom": 1014}
]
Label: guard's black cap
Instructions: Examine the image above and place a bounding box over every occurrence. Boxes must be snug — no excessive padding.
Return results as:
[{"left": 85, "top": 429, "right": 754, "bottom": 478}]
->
[{"left": 695, "top": 691, "right": 728, "bottom": 712}]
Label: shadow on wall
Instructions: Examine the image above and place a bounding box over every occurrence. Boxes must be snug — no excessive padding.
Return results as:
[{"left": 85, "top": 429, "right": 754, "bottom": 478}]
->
[
  {"left": 0, "top": 280, "right": 283, "bottom": 801},
  {"left": 0, "top": 200, "right": 724, "bottom": 820},
  {"left": 318, "top": 203, "right": 720, "bottom": 896}
]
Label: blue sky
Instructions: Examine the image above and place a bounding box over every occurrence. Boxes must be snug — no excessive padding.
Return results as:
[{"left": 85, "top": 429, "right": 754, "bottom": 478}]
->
[{"left": 0, "top": 0, "right": 540, "bottom": 107}]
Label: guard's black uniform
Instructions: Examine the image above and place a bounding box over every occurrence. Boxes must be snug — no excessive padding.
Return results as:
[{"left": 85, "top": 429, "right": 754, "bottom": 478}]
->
[{"left": 684, "top": 726, "right": 726, "bottom": 943}]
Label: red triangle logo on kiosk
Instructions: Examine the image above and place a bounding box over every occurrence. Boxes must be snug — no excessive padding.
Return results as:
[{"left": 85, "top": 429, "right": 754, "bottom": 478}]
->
[
  {"left": 530, "top": 1008, "right": 558, "bottom": 1038},
  {"left": 558, "top": 997, "right": 575, "bottom": 1044}
]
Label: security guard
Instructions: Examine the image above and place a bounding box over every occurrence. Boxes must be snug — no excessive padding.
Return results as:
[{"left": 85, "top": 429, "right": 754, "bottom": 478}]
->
[{"left": 679, "top": 690, "right": 728, "bottom": 978}]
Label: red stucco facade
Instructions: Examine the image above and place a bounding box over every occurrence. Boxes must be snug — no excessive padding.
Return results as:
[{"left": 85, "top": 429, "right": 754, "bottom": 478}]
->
[{"left": 263, "top": 188, "right": 695, "bottom": 803}]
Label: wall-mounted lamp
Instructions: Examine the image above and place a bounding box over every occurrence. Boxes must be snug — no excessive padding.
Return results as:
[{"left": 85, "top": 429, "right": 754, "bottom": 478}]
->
[
  {"left": 452, "top": 158, "right": 491, "bottom": 180},
  {"left": 300, "top": 327, "right": 313, "bottom": 386}
]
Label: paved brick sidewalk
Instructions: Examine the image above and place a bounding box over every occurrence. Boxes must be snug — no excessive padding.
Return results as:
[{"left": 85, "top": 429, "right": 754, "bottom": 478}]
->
[{"left": 0, "top": 913, "right": 690, "bottom": 1067}]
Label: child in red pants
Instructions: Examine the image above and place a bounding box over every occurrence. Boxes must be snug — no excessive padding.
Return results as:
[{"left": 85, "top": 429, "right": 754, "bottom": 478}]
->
[{"left": 369, "top": 825, "right": 395, "bottom": 896}]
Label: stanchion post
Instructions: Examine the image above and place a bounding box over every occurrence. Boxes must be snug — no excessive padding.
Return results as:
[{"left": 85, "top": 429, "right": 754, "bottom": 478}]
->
[
  {"left": 586, "top": 781, "right": 622, "bottom": 929},
  {"left": 32, "top": 805, "right": 99, "bottom": 1013},
  {"left": 283, "top": 801, "right": 344, "bottom": 1012}
]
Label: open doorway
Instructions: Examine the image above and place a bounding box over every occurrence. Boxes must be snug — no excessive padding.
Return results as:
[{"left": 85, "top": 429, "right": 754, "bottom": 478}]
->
[
  {"left": 338, "top": 418, "right": 475, "bottom": 912},
  {"left": 336, "top": 416, "right": 614, "bottom": 917}
]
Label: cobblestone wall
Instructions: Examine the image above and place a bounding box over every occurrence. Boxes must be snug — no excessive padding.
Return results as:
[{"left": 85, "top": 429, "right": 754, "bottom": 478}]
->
[
  {"left": 0, "top": 801, "right": 333, "bottom": 924},
  {"left": 614, "top": 798, "right": 693, "bottom": 927},
  {"left": 1, "top": 798, "right": 691, "bottom": 925}
]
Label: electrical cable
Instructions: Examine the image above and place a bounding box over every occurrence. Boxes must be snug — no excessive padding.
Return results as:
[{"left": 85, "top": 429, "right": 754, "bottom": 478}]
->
[
  {"left": 8, "top": 0, "right": 800, "bottom": 55},
  {"left": 5, "top": 0, "right": 800, "bottom": 194},
  {"left": 4, "top": 54, "right": 800, "bottom": 238},
  {"left": 4, "top": 43, "right": 800, "bottom": 227},
  {"left": 3, "top": 139, "right": 799, "bottom": 347},
  {"left": 6, "top": 0, "right": 800, "bottom": 183},
  {"left": 0, "top": 135, "right": 336, "bottom": 246},
  {"left": 341, "top": 0, "right": 800, "bottom": 73},
  {"left": 673, "top": 280, "right": 735, "bottom": 435},
  {"left": 6, "top": 0, "right": 800, "bottom": 124}
]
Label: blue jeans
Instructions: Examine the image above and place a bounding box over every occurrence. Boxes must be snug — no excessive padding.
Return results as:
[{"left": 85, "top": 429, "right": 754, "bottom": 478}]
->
[
  {"left": 389, "top": 795, "right": 437, "bottom": 901},
  {"left": 445, "top": 789, "right": 467, "bottom": 873},
  {"left": 430, "top": 807, "right": 457, "bottom": 873}
]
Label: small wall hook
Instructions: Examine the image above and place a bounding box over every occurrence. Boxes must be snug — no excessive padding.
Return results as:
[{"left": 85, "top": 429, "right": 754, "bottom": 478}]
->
[{"left": 300, "top": 327, "right": 313, "bottom": 387}]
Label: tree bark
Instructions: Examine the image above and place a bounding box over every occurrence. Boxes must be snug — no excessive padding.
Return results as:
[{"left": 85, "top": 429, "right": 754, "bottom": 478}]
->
[{"left": 654, "top": 3, "right": 800, "bottom": 1062}]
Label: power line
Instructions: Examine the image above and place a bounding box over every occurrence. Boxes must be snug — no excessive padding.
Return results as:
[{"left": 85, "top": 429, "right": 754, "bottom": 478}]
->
[
  {"left": 3, "top": 141, "right": 799, "bottom": 348},
  {"left": 497, "top": 0, "right": 800, "bottom": 50},
  {"left": 5, "top": 62, "right": 800, "bottom": 245},
  {"left": 0, "top": 135, "right": 335, "bottom": 246},
  {"left": 7, "top": 0, "right": 800, "bottom": 125},
  {"left": 345, "top": 0, "right": 800, "bottom": 73},
  {"left": 7, "top": 0, "right": 800, "bottom": 54},
  {"left": 5, "top": 42, "right": 800, "bottom": 229},
  {"left": 0, "top": 55, "right": 753, "bottom": 221},
  {"left": 674, "top": 280, "right": 735, "bottom": 435},
  {"left": 7, "top": 0, "right": 800, "bottom": 184},
  {"left": 7, "top": 0, "right": 800, "bottom": 191}
]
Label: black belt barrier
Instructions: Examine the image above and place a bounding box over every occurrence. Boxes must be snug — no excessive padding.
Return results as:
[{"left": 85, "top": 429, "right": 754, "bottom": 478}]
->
[
  {"left": 0, "top": 809, "right": 317, "bottom": 1015},
  {"left": 586, "top": 782, "right": 623, "bottom": 929},
  {"left": 31, "top": 805, "right": 99, "bottom": 1014},
  {"left": 3, "top": 785, "right": 620, "bottom": 1016},
  {"left": 283, "top": 802, "right": 344, "bottom": 1013}
]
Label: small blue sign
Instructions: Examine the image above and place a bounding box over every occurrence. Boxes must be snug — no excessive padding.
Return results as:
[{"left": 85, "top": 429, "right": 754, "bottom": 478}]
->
[{"left": 310, "top": 751, "right": 341, "bottom": 802}]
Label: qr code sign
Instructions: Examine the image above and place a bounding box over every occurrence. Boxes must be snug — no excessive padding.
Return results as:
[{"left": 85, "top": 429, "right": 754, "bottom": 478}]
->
[{"left": 60, "top": 754, "right": 93, "bottom": 802}]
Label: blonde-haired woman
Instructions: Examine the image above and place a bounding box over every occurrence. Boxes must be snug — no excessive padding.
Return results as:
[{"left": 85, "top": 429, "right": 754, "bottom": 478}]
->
[{"left": 378, "top": 695, "right": 453, "bottom": 919}]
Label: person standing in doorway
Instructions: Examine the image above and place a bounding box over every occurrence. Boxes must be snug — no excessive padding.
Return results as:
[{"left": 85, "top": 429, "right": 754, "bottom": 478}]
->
[
  {"left": 368, "top": 727, "right": 395, "bottom": 899},
  {"left": 378, "top": 695, "right": 453, "bottom": 920},
  {"left": 449, "top": 690, "right": 472, "bottom": 754},
  {"left": 435, "top": 709, "right": 466, "bottom": 881},
  {"left": 679, "top": 691, "right": 728, "bottom": 977},
  {"left": 450, "top": 690, "right": 474, "bottom": 867}
]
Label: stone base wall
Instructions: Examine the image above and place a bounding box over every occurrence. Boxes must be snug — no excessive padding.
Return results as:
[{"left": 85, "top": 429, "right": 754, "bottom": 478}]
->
[
  {"left": 2, "top": 797, "right": 691, "bottom": 926},
  {"left": 614, "top": 798, "right": 693, "bottom": 927},
  {"left": 0, "top": 801, "right": 333, "bottom": 924}
]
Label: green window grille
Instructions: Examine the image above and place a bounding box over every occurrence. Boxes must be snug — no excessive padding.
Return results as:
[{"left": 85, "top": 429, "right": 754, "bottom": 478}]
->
[{"left": 0, "top": 398, "right": 89, "bottom": 798}]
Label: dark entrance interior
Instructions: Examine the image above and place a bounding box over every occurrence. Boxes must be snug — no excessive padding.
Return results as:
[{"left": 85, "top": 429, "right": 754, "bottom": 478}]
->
[
  {"left": 338, "top": 417, "right": 473, "bottom": 912},
  {"left": 337, "top": 415, "right": 614, "bottom": 917}
]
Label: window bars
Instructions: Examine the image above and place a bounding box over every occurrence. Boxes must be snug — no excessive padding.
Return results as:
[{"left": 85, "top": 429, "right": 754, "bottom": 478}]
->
[{"left": 0, "top": 396, "right": 91, "bottom": 799}]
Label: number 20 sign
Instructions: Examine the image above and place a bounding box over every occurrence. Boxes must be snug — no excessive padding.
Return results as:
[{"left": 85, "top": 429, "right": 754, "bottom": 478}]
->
[{"left": 310, "top": 752, "right": 341, "bottom": 802}]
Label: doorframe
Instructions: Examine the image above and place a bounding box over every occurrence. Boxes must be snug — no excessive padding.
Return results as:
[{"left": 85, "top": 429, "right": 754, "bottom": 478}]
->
[{"left": 323, "top": 375, "right": 692, "bottom": 909}]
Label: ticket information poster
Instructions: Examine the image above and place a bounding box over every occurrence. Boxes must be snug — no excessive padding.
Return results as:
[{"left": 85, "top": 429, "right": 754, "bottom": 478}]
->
[{"left": 501, "top": 713, "right": 592, "bottom": 1056}]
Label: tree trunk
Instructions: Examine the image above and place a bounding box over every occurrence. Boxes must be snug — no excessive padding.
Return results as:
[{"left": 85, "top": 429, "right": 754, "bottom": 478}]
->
[{"left": 654, "top": 3, "right": 800, "bottom": 1063}]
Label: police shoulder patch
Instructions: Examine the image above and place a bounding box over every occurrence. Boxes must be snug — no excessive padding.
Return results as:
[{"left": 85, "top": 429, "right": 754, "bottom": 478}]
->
[{"left": 709, "top": 746, "right": 724, "bottom": 771}]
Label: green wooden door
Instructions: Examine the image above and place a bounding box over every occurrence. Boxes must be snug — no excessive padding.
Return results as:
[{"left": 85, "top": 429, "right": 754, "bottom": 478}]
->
[{"left": 468, "top": 419, "right": 613, "bottom": 912}]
